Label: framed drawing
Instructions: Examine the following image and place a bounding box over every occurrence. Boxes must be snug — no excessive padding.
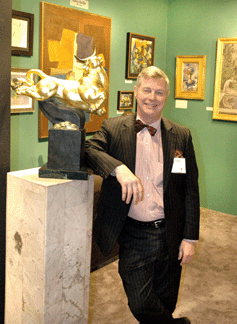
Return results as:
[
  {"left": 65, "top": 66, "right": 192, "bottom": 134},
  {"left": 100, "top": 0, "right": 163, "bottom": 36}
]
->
[
  {"left": 126, "top": 32, "right": 155, "bottom": 79},
  {"left": 213, "top": 37, "right": 237, "bottom": 122},
  {"left": 175, "top": 55, "right": 206, "bottom": 100},
  {"left": 11, "top": 68, "right": 36, "bottom": 113},
  {"left": 12, "top": 10, "right": 34, "bottom": 56},
  {"left": 39, "top": 2, "right": 112, "bottom": 138},
  {"left": 117, "top": 91, "right": 134, "bottom": 110}
]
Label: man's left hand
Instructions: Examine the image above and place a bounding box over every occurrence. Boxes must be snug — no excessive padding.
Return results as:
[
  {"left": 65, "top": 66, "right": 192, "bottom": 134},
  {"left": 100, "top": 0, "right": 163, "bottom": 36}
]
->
[{"left": 178, "top": 240, "right": 196, "bottom": 266}]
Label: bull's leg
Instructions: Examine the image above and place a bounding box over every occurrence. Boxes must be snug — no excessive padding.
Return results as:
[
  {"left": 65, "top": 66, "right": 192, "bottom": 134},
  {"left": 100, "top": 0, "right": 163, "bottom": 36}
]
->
[
  {"left": 93, "top": 106, "right": 106, "bottom": 116},
  {"left": 62, "top": 88, "right": 90, "bottom": 111},
  {"left": 78, "top": 87, "right": 106, "bottom": 106}
]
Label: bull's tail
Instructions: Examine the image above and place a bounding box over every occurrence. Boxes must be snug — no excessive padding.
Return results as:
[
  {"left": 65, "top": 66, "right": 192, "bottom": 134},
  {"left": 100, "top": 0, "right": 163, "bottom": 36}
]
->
[{"left": 25, "top": 69, "right": 48, "bottom": 86}]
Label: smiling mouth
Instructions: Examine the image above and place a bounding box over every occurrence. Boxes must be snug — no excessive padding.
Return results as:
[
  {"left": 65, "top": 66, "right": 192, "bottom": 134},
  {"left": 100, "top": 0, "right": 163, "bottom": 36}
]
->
[{"left": 145, "top": 103, "right": 157, "bottom": 108}]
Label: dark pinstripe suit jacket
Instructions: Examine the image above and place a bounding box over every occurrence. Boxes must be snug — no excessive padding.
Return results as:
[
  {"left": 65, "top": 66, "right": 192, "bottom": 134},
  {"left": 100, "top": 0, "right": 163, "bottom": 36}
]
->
[{"left": 85, "top": 114, "right": 200, "bottom": 258}]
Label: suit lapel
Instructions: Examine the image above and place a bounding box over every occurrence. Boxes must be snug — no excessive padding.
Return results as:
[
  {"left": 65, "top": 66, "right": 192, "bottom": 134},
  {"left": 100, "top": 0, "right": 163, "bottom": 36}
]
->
[
  {"left": 161, "top": 118, "right": 176, "bottom": 194},
  {"left": 120, "top": 114, "right": 136, "bottom": 174}
]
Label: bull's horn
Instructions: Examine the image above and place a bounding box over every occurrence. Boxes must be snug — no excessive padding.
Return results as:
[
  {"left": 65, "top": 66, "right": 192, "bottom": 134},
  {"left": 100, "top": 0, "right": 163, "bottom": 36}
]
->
[{"left": 75, "top": 46, "right": 96, "bottom": 62}]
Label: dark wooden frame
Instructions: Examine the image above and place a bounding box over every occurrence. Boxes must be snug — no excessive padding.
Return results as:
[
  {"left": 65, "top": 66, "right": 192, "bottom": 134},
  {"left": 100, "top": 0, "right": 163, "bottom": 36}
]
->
[
  {"left": 11, "top": 10, "right": 34, "bottom": 56},
  {"left": 126, "top": 32, "right": 155, "bottom": 79},
  {"left": 117, "top": 91, "right": 134, "bottom": 110}
]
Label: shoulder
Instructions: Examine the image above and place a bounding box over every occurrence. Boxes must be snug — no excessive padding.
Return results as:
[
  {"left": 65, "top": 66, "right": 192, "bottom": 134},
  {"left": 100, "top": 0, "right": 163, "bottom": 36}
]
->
[
  {"left": 161, "top": 117, "right": 191, "bottom": 136},
  {"left": 102, "top": 113, "right": 136, "bottom": 128}
]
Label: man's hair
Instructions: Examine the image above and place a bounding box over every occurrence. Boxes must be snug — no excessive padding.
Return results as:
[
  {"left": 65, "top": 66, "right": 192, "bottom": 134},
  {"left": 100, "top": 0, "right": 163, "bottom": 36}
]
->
[{"left": 136, "top": 66, "right": 170, "bottom": 93}]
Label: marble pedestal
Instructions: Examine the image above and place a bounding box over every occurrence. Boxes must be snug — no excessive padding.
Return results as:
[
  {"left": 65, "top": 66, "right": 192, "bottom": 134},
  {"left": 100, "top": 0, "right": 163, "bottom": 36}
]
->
[{"left": 5, "top": 168, "right": 94, "bottom": 324}]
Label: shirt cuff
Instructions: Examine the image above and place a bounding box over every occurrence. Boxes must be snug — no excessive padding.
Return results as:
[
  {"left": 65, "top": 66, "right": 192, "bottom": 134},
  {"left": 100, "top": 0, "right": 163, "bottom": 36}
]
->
[
  {"left": 110, "top": 169, "right": 116, "bottom": 176},
  {"left": 183, "top": 239, "right": 198, "bottom": 243}
]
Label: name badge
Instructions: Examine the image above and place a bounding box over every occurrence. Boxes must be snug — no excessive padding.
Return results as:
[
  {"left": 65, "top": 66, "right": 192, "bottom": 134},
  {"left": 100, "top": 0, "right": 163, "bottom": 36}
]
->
[{"left": 171, "top": 158, "right": 186, "bottom": 174}]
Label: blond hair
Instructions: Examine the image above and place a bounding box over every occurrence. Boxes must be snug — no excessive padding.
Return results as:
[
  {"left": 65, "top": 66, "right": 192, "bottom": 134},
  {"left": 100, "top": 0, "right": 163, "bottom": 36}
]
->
[{"left": 136, "top": 66, "right": 170, "bottom": 93}]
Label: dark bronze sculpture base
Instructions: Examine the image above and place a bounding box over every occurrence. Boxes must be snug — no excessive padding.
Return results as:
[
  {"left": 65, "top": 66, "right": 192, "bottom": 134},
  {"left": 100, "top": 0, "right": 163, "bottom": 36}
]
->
[
  {"left": 39, "top": 164, "right": 88, "bottom": 180},
  {"left": 38, "top": 99, "right": 89, "bottom": 180},
  {"left": 47, "top": 128, "right": 85, "bottom": 171}
]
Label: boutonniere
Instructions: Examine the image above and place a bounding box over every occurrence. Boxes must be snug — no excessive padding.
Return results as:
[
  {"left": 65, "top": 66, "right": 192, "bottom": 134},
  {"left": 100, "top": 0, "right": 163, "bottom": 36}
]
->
[{"left": 174, "top": 149, "right": 184, "bottom": 158}]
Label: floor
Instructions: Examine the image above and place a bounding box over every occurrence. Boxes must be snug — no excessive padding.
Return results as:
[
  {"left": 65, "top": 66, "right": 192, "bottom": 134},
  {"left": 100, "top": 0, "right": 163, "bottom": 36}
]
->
[{"left": 88, "top": 207, "right": 237, "bottom": 324}]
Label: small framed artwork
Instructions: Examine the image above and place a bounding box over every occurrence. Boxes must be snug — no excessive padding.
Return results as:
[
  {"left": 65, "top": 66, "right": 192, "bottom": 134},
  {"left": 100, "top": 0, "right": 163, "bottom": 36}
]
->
[
  {"left": 11, "top": 68, "right": 36, "bottom": 113},
  {"left": 12, "top": 10, "right": 34, "bottom": 56},
  {"left": 213, "top": 37, "right": 237, "bottom": 122},
  {"left": 126, "top": 32, "right": 155, "bottom": 79},
  {"left": 175, "top": 55, "right": 206, "bottom": 100},
  {"left": 118, "top": 91, "right": 135, "bottom": 110}
]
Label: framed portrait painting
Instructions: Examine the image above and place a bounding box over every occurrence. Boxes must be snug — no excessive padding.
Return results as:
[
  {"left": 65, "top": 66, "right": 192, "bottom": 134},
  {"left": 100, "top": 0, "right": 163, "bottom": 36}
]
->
[
  {"left": 117, "top": 91, "right": 134, "bottom": 110},
  {"left": 175, "top": 55, "right": 206, "bottom": 100},
  {"left": 126, "top": 33, "right": 155, "bottom": 79},
  {"left": 213, "top": 37, "right": 237, "bottom": 122},
  {"left": 11, "top": 68, "right": 36, "bottom": 113},
  {"left": 12, "top": 10, "right": 34, "bottom": 56}
]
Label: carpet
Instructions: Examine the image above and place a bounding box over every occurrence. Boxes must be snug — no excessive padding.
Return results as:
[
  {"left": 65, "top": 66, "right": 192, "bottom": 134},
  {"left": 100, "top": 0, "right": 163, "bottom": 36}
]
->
[{"left": 88, "top": 207, "right": 237, "bottom": 324}]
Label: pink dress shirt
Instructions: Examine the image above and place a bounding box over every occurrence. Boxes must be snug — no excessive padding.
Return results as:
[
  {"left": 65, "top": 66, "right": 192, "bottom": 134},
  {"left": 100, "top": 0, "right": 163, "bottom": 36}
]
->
[{"left": 128, "top": 116, "right": 165, "bottom": 221}]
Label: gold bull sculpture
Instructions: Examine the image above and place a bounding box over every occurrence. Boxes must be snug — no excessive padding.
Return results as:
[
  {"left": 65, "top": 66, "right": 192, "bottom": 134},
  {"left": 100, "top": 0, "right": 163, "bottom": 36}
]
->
[{"left": 11, "top": 49, "right": 108, "bottom": 117}]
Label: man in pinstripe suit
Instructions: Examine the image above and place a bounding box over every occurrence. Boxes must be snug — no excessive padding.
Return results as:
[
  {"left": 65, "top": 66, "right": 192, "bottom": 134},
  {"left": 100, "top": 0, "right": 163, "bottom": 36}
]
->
[{"left": 85, "top": 66, "right": 200, "bottom": 324}]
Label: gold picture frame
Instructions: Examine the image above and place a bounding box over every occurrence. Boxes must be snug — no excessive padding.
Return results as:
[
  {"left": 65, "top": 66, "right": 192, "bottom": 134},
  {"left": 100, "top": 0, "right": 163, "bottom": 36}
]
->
[
  {"left": 175, "top": 55, "right": 206, "bottom": 100},
  {"left": 39, "top": 2, "right": 111, "bottom": 138},
  {"left": 11, "top": 68, "right": 36, "bottom": 113},
  {"left": 213, "top": 37, "right": 237, "bottom": 122}
]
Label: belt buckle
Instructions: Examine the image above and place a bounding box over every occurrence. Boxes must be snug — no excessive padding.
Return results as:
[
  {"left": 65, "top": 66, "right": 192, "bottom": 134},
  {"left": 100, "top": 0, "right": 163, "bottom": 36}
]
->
[{"left": 154, "top": 220, "right": 160, "bottom": 228}]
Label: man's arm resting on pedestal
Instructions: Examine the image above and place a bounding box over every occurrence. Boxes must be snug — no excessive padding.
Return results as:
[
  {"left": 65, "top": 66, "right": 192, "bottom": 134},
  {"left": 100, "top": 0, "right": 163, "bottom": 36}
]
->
[{"left": 111, "top": 164, "right": 144, "bottom": 205}]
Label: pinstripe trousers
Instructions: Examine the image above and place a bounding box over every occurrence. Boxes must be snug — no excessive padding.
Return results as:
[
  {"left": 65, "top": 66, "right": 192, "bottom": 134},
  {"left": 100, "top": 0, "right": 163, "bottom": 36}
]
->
[{"left": 118, "top": 219, "right": 182, "bottom": 324}]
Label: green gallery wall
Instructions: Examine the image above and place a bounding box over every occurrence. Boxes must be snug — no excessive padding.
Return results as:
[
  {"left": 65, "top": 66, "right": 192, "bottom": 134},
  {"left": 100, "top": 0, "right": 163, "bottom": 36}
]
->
[{"left": 11, "top": 0, "right": 236, "bottom": 216}]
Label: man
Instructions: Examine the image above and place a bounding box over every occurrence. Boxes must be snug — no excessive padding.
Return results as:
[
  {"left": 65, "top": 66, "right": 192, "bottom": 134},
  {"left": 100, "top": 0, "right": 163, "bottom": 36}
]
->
[{"left": 85, "top": 66, "right": 200, "bottom": 324}]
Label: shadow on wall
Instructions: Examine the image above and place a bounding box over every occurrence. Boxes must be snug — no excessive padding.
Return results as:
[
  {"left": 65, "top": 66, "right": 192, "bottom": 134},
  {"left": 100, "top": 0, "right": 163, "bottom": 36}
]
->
[{"left": 38, "top": 155, "right": 46, "bottom": 167}]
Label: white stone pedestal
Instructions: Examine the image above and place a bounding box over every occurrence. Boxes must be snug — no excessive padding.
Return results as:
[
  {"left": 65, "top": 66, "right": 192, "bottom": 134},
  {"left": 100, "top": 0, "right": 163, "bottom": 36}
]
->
[{"left": 5, "top": 168, "right": 94, "bottom": 324}]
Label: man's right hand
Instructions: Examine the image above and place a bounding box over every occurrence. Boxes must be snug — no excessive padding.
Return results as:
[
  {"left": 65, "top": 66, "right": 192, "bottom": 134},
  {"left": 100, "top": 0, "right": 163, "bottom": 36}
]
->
[{"left": 114, "top": 164, "right": 144, "bottom": 205}]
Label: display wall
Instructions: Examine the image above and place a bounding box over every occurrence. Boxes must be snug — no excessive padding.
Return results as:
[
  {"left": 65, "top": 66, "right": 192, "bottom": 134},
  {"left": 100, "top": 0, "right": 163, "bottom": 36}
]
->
[
  {"left": 11, "top": 0, "right": 236, "bottom": 215},
  {"left": 11, "top": 0, "right": 168, "bottom": 172},
  {"left": 164, "top": 0, "right": 237, "bottom": 215}
]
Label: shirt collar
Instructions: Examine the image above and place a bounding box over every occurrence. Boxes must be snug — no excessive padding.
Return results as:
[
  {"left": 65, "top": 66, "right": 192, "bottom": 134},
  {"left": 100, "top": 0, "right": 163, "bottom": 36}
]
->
[{"left": 136, "top": 114, "right": 161, "bottom": 131}]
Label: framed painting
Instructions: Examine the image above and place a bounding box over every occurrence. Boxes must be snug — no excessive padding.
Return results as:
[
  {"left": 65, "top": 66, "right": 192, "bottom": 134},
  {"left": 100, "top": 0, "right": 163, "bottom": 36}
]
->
[
  {"left": 12, "top": 10, "right": 34, "bottom": 56},
  {"left": 175, "top": 55, "right": 206, "bottom": 100},
  {"left": 117, "top": 91, "right": 134, "bottom": 110},
  {"left": 126, "top": 32, "right": 155, "bottom": 79},
  {"left": 213, "top": 37, "right": 237, "bottom": 122},
  {"left": 39, "top": 2, "right": 111, "bottom": 138},
  {"left": 11, "top": 68, "right": 36, "bottom": 113}
]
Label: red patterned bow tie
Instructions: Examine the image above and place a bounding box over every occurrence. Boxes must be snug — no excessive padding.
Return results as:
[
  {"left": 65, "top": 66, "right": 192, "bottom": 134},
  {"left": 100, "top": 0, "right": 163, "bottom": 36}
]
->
[{"left": 134, "top": 119, "right": 157, "bottom": 136}]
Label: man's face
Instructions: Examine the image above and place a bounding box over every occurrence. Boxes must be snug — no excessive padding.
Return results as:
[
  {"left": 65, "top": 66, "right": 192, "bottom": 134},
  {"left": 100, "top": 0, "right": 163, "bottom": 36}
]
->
[{"left": 135, "top": 77, "right": 169, "bottom": 124}]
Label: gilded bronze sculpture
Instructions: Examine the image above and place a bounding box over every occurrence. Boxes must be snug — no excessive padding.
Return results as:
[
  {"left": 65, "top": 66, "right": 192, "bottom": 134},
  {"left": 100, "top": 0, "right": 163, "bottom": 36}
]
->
[
  {"left": 11, "top": 48, "right": 108, "bottom": 118},
  {"left": 11, "top": 48, "right": 109, "bottom": 179}
]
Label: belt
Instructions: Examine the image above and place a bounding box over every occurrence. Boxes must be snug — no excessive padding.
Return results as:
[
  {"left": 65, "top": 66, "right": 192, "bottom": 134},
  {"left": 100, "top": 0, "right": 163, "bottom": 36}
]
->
[{"left": 126, "top": 217, "right": 165, "bottom": 229}]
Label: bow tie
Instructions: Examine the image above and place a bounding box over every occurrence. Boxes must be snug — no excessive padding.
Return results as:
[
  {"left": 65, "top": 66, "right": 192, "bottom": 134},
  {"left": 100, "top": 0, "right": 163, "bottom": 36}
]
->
[{"left": 134, "top": 119, "right": 157, "bottom": 136}]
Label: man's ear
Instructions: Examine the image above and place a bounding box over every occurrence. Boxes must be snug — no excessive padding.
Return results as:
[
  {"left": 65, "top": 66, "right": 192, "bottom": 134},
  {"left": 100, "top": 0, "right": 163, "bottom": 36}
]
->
[{"left": 134, "top": 85, "right": 137, "bottom": 98}]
